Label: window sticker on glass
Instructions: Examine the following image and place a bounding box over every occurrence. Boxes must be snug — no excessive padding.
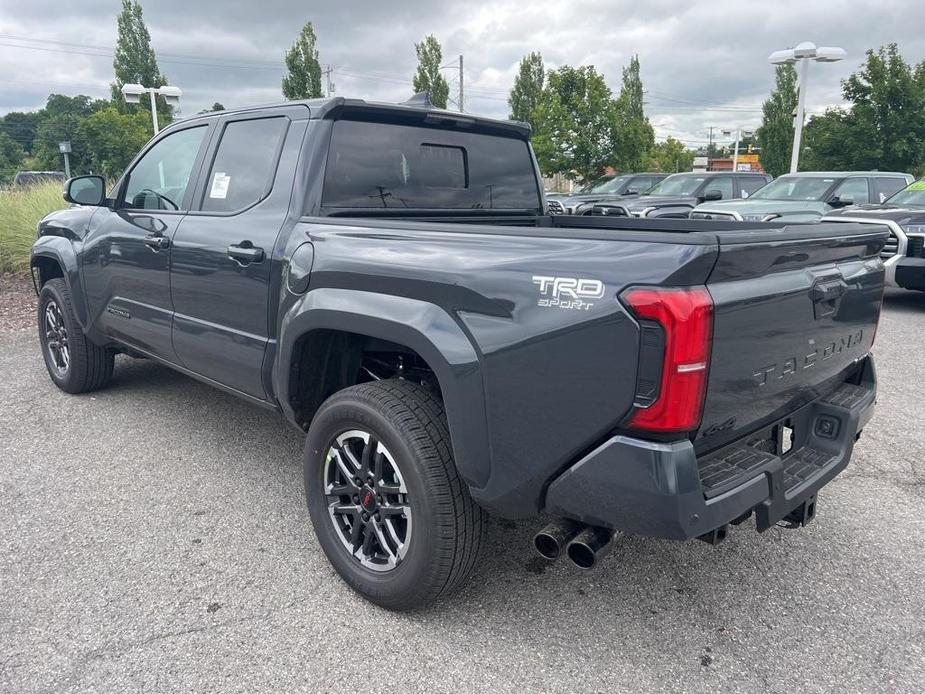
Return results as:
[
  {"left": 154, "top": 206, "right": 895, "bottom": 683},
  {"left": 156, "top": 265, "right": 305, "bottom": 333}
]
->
[{"left": 210, "top": 172, "right": 230, "bottom": 199}]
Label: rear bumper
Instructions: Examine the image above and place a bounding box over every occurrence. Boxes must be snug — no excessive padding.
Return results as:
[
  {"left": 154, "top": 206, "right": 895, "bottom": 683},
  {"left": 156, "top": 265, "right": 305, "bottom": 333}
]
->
[
  {"left": 895, "top": 258, "right": 925, "bottom": 291},
  {"left": 543, "top": 356, "right": 876, "bottom": 540}
]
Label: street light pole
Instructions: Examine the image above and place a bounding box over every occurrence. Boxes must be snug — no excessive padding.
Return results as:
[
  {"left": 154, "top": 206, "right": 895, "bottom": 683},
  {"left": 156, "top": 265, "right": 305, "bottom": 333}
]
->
[
  {"left": 121, "top": 83, "right": 183, "bottom": 135},
  {"left": 790, "top": 57, "right": 810, "bottom": 174},
  {"left": 768, "top": 42, "right": 846, "bottom": 174},
  {"left": 148, "top": 89, "right": 160, "bottom": 134},
  {"left": 722, "top": 128, "right": 753, "bottom": 172}
]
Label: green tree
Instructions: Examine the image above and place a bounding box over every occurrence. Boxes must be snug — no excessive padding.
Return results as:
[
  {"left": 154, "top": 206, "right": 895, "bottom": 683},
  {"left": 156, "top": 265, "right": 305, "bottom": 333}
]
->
[
  {"left": 111, "top": 0, "right": 168, "bottom": 118},
  {"left": 508, "top": 52, "right": 545, "bottom": 126},
  {"left": 412, "top": 35, "right": 449, "bottom": 109},
  {"left": 282, "top": 21, "right": 323, "bottom": 99},
  {"left": 802, "top": 108, "right": 856, "bottom": 171},
  {"left": 77, "top": 108, "right": 151, "bottom": 178},
  {"left": 803, "top": 44, "right": 925, "bottom": 175},
  {"left": 755, "top": 64, "right": 798, "bottom": 177},
  {"left": 0, "top": 131, "right": 26, "bottom": 182},
  {"left": 30, "top": 94, "right": 103, "bottom": 173},
  {"left": 532, "top": 65, "right": 621, "bottom": 180},
  {"left": 0, "top": 111, "right": 43, "bottom": 154},
  {"left": 646, "top": 137, "right": 695, "bottom": 172},
  {"left": 613, "top": 55, "right": 655, "bottom": 171},
  {"left": 840, "top": 43, "right": 925, "bottom": 172}
]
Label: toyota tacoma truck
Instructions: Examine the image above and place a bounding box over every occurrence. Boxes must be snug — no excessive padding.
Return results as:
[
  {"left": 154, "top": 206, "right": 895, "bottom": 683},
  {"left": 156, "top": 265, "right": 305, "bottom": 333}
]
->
[{"left": 31, "top": 97, "right": 885, "bottom": 610}]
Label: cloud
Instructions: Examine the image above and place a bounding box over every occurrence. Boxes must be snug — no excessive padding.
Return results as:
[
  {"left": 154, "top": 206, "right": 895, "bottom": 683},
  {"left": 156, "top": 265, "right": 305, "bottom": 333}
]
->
[{"left": 1, "top": 0, "right": 923, "bottom": 145}]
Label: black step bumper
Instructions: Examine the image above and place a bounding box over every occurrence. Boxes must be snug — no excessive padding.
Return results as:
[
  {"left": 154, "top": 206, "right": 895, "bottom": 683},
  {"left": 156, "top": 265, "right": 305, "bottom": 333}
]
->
[{"left": 543, "top": 356, "right": 876, "bottom": 540}]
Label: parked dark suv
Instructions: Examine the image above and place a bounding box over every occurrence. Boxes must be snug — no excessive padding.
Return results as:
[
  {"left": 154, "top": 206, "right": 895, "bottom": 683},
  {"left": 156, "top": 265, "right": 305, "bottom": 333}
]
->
[
  {"left": 546, "top": 172, "right": 668, "bottom": 215},
  {"left": 591, "top": 171, "right": 771, "bottom": 218}
]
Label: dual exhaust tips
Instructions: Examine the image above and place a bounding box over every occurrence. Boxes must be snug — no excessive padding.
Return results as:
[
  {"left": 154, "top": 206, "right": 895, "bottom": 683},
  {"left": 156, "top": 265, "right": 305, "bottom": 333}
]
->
[{"left": 534, "top": 518, "right": 616, "bottom": 569}]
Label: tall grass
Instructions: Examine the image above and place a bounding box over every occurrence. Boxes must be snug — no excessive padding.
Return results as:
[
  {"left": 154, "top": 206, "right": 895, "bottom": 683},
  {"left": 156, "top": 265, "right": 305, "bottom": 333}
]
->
[{"left": 0, "top": 183, "right": 68, "bottom": 274}]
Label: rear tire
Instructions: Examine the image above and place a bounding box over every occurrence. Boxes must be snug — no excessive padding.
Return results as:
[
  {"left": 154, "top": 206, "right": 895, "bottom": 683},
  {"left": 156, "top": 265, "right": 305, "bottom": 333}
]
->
[
  {"left": 304, "top": 379, "right": 486, "bottom": 611},
  {"left": 38, "top": 278, "right": 114, "bottom": 394}
]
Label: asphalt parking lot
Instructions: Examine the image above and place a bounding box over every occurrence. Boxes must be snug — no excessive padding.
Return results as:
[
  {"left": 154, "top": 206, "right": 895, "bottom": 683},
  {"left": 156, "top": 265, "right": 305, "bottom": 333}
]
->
[{"left": 2, "top": 290, "right": 924, "bottom": 693}]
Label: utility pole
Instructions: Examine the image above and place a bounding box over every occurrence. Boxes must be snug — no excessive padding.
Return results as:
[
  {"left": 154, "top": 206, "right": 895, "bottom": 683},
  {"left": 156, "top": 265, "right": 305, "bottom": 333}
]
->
[
  {"left": 708, "top": 126, "right": 714, "bottom": 156},
  {"left": 458, "top": 55, "right": 464, "bottom": 113},
  {"left": 323, "top": 66, "right": 335, "bottom": 97}
]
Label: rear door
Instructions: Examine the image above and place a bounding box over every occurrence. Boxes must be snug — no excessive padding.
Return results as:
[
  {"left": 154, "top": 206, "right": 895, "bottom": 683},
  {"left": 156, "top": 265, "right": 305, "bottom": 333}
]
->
[
  {"left": 696, "top": 223, "right": 887, "bottom": 453},
  {"left": 169, "top": 106, "right": 305, "bottom": 399}
]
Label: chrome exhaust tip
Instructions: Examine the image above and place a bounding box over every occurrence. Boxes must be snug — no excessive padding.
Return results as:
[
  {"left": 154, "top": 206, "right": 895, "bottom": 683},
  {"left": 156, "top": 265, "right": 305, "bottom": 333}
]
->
[
  {"left": 566, "top": 526, "right": 616, "bottom": 569},
  {"left": 533, "top": 518, "right": 583, "bottom": 560}
]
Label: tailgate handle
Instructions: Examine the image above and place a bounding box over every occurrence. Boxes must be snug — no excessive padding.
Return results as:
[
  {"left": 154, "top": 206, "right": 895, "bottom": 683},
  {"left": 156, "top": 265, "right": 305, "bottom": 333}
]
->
[{"left": 810, "top": 278, "right": 848, "bottom": 318}]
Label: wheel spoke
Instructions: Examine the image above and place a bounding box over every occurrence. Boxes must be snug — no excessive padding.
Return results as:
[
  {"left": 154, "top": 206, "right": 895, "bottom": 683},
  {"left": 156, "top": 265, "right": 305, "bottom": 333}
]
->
[
  {"left": 373, "top": 523, "right": 397, "bottom": 560},
  {"left": 328, "top": 483, "right": 355, "bottom": 497},
  {"left": 377, "top": 483, "right": 402, "bottom": 496},
  {"left": 359, "top": 437, "right": 377, "bottom": 478},
  {"left": 361, "top": 524, "right": 376, "bottom": 555},
  {"left": 340, "top": 442, "right": 363, "bottom": 474},
  {"left": 350, "top": 517, "right": 363, "bottom": 552},
  {"left": 378, "top": 504, "right": 408, "bottom": 519},
  {"left": 331, "top": 448, "right": 357, "bottom": 484}
]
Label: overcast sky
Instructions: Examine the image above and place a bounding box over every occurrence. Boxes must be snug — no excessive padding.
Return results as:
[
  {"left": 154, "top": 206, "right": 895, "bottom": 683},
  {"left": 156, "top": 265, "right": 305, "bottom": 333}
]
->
[{"left": 1, "top": 0, "right": 923, "bottom": 147}]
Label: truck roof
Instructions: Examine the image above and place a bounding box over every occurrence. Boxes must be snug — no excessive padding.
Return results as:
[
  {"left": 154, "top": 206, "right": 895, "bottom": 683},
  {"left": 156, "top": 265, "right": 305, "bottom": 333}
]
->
[
  {"left": 781, "top": 171, "right": 912, "bottom": 178},
  {"left": 173, "top": 96, "right": 532, "bottom": 140}
]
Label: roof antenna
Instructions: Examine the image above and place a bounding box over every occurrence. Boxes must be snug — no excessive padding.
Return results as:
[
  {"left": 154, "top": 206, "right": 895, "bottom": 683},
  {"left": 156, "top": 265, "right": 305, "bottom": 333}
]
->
[{"left": 402, "top": 91, "right": 435, "bottom": 109}]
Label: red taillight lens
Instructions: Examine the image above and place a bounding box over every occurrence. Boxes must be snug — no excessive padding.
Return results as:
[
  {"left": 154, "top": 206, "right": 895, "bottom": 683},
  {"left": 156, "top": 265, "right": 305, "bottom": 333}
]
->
[{"left": 621, "top": 286, "right": 713, "bottom": 433}]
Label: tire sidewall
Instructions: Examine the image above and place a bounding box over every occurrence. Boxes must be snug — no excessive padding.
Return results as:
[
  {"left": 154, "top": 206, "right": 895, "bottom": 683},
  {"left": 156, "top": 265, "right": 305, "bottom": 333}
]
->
[
  {"left": 38, "top": 280, "right": 75, "bottom": 390},
  {"left": 304, "top": 393, "right": 441, "bottom": 609}
]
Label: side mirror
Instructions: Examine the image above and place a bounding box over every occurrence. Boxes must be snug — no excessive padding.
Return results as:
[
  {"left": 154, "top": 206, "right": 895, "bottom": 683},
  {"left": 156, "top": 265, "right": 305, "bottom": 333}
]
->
[
  {"left": 63, "top": 175, "right": 106, "bottom": 206},
  {"left": 701, "top": 189, "right": 723, "bottom": 202},
  {"left": 830, "top": 195, "right": 854, "bottom": 208}
]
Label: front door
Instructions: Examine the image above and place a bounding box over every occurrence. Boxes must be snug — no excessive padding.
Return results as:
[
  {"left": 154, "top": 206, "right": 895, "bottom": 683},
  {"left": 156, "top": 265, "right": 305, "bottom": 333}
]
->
[
  {"left": 81, "top": 124, "right": 210, "bottom": 359},
  {"left": 169, "top": 110, "right": 299, "bottom": 399}
]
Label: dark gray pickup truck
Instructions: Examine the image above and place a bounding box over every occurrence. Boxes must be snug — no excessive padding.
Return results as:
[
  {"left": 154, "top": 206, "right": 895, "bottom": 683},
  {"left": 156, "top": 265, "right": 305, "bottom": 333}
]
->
[{"left": 31, "top": 97, "right": 885, "bottom": 610}]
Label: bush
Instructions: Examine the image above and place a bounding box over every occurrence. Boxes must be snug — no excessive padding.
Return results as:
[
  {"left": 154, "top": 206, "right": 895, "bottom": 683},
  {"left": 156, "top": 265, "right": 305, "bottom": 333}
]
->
[{"left": 0, "top": 182, "right": 67, "bottom": 273}]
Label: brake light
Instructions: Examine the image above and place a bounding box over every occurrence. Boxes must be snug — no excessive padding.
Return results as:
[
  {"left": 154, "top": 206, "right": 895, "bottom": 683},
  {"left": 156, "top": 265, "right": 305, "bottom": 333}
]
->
[{"left": 621, "top": 286, "right": 713, "bottom": 433}]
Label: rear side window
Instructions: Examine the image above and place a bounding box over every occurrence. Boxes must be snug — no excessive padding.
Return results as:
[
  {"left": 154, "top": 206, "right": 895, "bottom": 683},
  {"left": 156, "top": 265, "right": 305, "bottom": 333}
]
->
[
  {"left": 201, "top": 117, "right": 288, "bottom": 213},
  {"left": 832, "top": 177, "right": 870, "bottom": 205},
  {"left": 321, "top": 120, "right": 541, "bottom": 211},
  {"left": 873, "top": 177, "right": 909, "bottom": 203},
  {"left": 740, "top": 176, "right": 768, "bottom": 197},
  {"left": 707, "top": 177, "right": 735, "bottom": 200}
]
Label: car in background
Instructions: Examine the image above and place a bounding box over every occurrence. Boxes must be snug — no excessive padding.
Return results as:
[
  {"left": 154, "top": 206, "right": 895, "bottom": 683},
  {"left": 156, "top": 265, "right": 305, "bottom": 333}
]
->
[
  {"left": 12, "top": 171, "right": 67, "bottom": 188},
  {"left": 544, "top": 174, "right": 616, "bottom": 206},
  {"left": 823, "top": 178, "right": 925, "bottom": 292},
  {"left": 591, "top": 171, "right": 771, "bottom": 218},
  {"left": 690, "top": 171, "right": 912, "bottom": 222},
  {"left": 546, "top": 172, "right": 668, "bottom": 215}
]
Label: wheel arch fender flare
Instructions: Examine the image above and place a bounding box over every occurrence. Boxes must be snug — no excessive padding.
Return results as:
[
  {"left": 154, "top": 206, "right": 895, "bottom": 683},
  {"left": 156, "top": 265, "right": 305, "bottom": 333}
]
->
[
  {"left": 275, "top": 288, "right": 492, "bottom": 489},
  {"left": 30, "top": 239, "right": 89, "bottom": 329}
]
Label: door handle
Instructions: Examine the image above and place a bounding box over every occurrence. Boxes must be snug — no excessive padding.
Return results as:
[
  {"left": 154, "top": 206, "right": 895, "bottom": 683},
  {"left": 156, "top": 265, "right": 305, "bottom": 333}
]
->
[
  {"left": 227, "top": 242, "right": 265, "bottom": 265},
  {"left": 143, "top": 233, "right": 170, "bottom": 250}
]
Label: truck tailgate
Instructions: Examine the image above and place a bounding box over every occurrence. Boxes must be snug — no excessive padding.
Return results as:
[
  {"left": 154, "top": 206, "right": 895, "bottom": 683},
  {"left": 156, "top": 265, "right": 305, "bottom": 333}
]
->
[{"left": 696, "top": 223, "right": 887, "bottom": 453}]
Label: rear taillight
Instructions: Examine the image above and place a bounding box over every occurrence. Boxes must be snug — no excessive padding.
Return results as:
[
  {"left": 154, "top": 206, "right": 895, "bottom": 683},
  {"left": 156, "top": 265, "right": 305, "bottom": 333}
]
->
[{"left": 621, "top": 286, "right": 714, "bottom": 433}]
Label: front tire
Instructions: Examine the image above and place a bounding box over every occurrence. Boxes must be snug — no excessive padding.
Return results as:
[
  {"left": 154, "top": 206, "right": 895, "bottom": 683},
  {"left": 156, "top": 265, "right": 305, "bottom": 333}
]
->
[
  {"left": 304, "top": 379, "right": 486, "bottom": 611},
  {"left": 38, "top": 278, "right": 114, "bottom": 394}
]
